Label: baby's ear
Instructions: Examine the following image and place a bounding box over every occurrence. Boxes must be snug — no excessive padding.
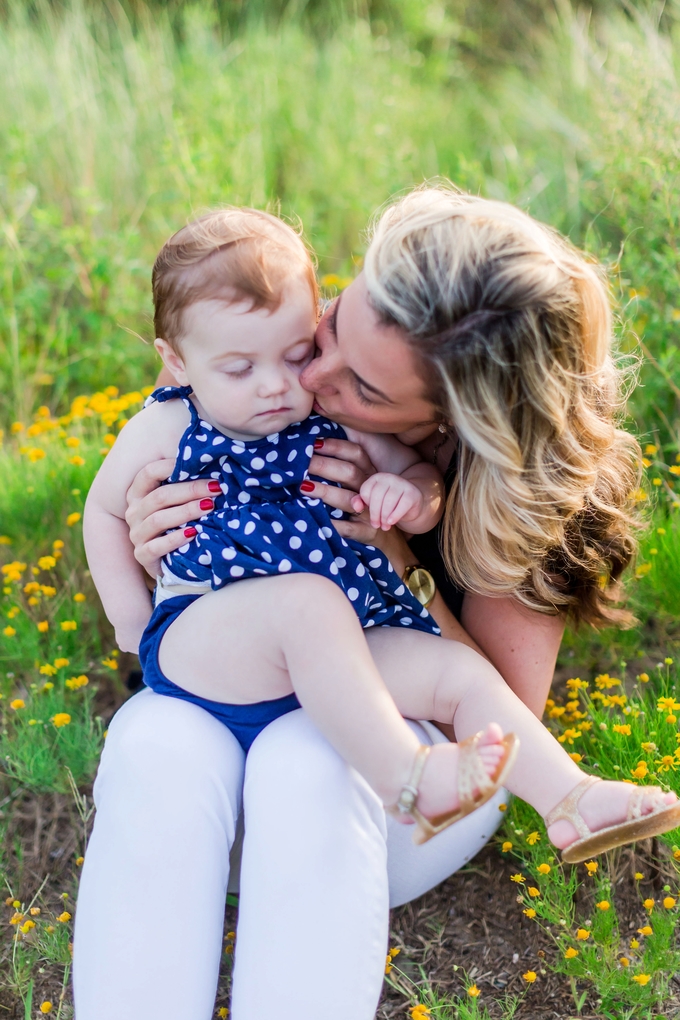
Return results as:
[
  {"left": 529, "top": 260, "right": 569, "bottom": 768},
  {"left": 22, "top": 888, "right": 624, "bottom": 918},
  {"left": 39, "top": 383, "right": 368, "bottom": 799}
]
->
[{"left": 154, "top": 338, "right": 189, "bottom": 386}]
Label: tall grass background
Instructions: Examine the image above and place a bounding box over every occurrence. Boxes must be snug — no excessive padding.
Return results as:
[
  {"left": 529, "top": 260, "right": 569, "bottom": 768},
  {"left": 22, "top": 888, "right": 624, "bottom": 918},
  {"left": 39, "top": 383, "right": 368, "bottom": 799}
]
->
[{"left": 1, "top": 0, "right": 679, "bottom": 437}]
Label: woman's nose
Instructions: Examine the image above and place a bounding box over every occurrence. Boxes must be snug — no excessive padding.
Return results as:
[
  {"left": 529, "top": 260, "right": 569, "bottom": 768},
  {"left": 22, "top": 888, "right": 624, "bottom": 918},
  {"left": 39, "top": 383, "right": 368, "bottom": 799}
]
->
[{"left": 300, "top": 348, "right": 338, "bottom": 394}]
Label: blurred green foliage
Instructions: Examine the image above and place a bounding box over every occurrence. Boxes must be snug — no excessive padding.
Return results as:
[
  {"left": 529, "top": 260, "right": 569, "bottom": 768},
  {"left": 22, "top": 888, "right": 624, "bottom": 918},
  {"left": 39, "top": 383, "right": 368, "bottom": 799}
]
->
[{"left": 0, "top": 0, "right": 678, "bottom": 445}]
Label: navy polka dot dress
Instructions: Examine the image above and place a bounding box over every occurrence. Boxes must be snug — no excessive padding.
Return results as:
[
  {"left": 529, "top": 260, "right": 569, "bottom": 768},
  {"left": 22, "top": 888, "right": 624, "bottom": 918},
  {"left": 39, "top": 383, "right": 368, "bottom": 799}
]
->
[{"left": 149, "top": 386, "right": 440, "bottom": 636}]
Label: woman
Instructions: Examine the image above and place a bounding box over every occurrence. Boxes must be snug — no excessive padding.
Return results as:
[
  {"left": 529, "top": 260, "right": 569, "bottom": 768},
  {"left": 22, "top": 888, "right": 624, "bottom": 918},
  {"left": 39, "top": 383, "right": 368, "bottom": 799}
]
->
[{"left": 72, "top": 185, "right": 639, "bottom": 1020}]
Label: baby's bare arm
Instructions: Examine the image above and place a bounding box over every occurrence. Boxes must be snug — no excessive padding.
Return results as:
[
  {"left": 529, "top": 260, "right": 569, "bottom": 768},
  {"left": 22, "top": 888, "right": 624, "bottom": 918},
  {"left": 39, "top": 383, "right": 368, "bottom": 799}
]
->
[
  {"left": 343, "top": 428, "right": 444, "bottom": 534},
  {"left": 83, "top": 400, "right": 189, "bottom": 652}
]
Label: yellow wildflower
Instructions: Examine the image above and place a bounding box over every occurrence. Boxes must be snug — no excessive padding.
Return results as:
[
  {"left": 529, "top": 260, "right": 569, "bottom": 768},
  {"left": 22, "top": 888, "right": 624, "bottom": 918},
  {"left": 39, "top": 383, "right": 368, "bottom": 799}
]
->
[
  {"left": 630, "top": 938, "right": 640, "bottom": 949},
  {"left": 69, "top": 455, "right": 86, "bottom": 466},
  {"left": 6, "top": 606, "right": 20, "bottom": 618},
  {"left": 10, "top": 699, "right": 25, "bottom": 710},
  {"left": 596, "top": 901, "right": 610, "bottom": 911},
  {"left": 66, "top": 513, "right": 81, "bottom": 527},
  {"left": 501, "top": 841, "right": 513, "bottom": 852},
  {"left": 528, "top": 887, "right": 540, "bottom": 898},
  {"left": 30, "top": 907, "right": 40, "bottom": 916},
  {"left": 73, "top": 593, "right": 86, "bottom": 603},
  {"left": 52, "top": 540, "right": 64, "bottom": 550},
  {"left": 537, "top": 863, "right": 551, "bottom": 875},
  {"left": 52, "top": 714, "right": 71, "bottom": 728},
  {"left": 9, "top": 912, "right": 24, "bottom": 924},
  {"left": 665, "top": 657, "right": 674, "bottom": 665},
  {"left": 634, "top": 872, "right": 644, "bottom": 880},
  {"left": 54, "top": 658, "right": 69, "bottom": 668},
  {"left": 40, "top": 585, "right": 56, "bottom": 597},
  {"left": 576, "top": 929, "right": 590, "bottom": 940},
  {"left": 3, "top": 626, "right": 16, "bottom": 637},
  {"left": 57, "top": 911, "right": 71, "bottom": 923},
  {"left": 76, "top": 856, "right": 84, "bottom": 866},
  {"left": 641, "top": 742, "right": 657, "bottom": 752},
  {"left": 522, "top": 971, "right": 537, "bottom": 983},
  {"left": 656, "top": 755, "right": 677, "bottom": 773},
  {"left": 39, "top": 664, "right": 57, "bottom": 676},
  {"left": 526, "top": 831, "right": 540, "bottom": 845},
  {"left": 19, "top": 919, "right": 35, "bottom": 934},
  {"left": 101, "top": 657, "right": 118, "bottom": 669},
  {"left": 467, "top": 985, "right": 481, "bottom": 997},
  {"left": 658, "top": 697, "right": 680, "bottom": 713},
  {"left": 638, "top": 673, "right": 650, "bottom": 683},
  {"left": 42, "top": 682, "right": 54, "bottom": 691},
  {"left": 0, "top": 536, "right": 11, "bottom": 545},
  {"left": 644, "top": 444, "right": 657, "bottom": 455},
  {"left": 65, "top": 436, "right": 80, "bottom": 448},
  {"left": 620, "top": 956, "right": 629, "bottom": 967},
  {"left": 566, "top": 677, "right": 588, "bottom": 691},
  {"left": 37, "top": 621, "right": 49, "bottom": 632},
  {"left": 585, "top": 861, "right": 598, "bottom": 875},
  {"left": 568, "top": 752, "right": 583, "bottom": 763},
  {"left": 510, "top": 874, "right": 525, "bottom": 883},
  {"left": 217, "top": 1010, "right": 228, "bottom": 1019},
  {"left": 637, "top": 925, "right": 652, "bottom": 936},
  {"left": 410, "top": 1007, "right": 431, "bottom": 1020},
  {"left": 564, "top": 947, "right": 578, "bottom": 959},
  {"left": 643, "top": 898, "right": 654, "bottom": 912},
  {"left": 37, "top": 555, "right": 56, "bottom": 571},
  {"left": 631, "top": 762, "right": 649, "bottom": 779},
  {"left": 39, "top": 1005, "right": 53, "bottom": 1015},
  {"left": 558, "top": 728, "right": 582, "bottom": 745},
  {"left": 523, "top": 908, "right": 537, "bottom": 918},
  {"left": 663, "top": 897, "right": 676, "bottom": 909},
  {"left": 60, "top": 620, "right": 77, "bottom": 631},
  {"left": 595, "top": 673, "right": 621, "bottom": 689},
  {"left": 632, "top": 974, "right": 651, "bottom": 985},
  {"left": 613, "top": 724, "right": 631, "bottom": 736}
]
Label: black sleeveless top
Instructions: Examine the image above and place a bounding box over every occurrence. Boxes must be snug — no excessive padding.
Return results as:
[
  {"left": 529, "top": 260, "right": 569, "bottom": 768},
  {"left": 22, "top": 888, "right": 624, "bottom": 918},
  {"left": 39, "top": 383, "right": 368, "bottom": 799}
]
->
[{"left": 407, "top": 450, "right": 465, "bottom": 621}]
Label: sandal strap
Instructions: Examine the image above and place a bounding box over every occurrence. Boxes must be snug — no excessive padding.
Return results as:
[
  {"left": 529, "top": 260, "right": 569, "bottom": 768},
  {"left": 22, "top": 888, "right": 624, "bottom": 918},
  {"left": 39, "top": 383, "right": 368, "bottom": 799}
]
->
[
  {"left": 393, "top": 745, "right": 430, "bottom": 815},
  {"left": 457, "top": 732, "right": 494, "bottom": 812},
  {"left": 545, "top": 775, "right": 601, "bottom": 837}
]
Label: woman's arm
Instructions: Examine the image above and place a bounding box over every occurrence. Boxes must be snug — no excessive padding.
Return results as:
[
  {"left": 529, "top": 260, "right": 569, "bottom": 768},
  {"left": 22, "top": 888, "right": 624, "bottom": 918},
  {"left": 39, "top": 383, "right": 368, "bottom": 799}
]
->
[{"left": 461, "top": 594, "right": 564, "bottom": 718}]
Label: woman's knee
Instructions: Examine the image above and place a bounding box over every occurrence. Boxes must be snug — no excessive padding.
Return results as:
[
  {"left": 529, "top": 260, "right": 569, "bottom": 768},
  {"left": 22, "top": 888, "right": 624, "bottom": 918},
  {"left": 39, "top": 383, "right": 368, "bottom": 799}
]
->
[
  {"left": 96, "top": 689, "right": 245, "bottom": 807},
  {"left": 245, "top": 709, "right": 386, "bottom": 832}
]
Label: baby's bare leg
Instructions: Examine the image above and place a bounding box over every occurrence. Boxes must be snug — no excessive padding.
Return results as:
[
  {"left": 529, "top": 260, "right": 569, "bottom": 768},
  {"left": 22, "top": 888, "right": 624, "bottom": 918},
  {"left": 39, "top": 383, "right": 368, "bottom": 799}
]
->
[
  {"left": 366, "top": 628, "right": 677, "bottom": 844},
  {"left": 158, "top": 574, "right": 504, "bottom": 810}
]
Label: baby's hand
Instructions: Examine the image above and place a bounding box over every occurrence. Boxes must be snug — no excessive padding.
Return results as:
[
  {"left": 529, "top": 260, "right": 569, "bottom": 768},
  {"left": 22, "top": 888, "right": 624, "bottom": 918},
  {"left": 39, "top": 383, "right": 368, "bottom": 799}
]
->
[{"left": 351, "top": 473, "right": 424, "bottom": 531}]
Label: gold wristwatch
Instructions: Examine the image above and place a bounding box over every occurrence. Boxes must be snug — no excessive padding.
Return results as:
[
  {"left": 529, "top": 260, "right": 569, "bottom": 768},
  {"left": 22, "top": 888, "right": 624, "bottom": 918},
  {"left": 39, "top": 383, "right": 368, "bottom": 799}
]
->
[{"left": 402, "top": 564, "right": 436, "bottom": 609}]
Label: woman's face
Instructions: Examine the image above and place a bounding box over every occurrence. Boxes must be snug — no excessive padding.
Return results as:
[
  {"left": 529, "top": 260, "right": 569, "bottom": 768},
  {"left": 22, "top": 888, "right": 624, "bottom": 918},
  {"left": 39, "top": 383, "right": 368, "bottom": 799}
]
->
[{"left": 300, "top": 273, "right": 439, "bottom": 443}]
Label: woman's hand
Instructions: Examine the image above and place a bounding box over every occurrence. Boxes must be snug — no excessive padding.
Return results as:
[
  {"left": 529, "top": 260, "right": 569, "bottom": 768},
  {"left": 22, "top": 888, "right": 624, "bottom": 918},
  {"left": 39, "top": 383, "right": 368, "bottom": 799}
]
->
[
  {"left": 125, "top": 459, "right": 220, "bottom": 578},
  {"left": 304, "top": 437, "right": 383, "bottom": 544}
]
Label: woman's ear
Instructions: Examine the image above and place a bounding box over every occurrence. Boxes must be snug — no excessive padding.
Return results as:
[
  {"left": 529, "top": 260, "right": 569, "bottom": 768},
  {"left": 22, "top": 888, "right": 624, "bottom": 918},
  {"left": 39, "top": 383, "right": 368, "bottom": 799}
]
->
[{"left": 154, "top": 338, "right": 190, "bottom": 386}]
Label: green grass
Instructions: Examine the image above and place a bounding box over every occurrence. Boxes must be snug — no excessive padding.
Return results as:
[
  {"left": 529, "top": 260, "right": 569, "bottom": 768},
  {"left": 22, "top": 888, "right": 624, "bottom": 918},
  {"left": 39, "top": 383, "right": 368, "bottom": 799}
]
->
[{"left": 2, "top": 0, "right": 680, "bottom": 1016}]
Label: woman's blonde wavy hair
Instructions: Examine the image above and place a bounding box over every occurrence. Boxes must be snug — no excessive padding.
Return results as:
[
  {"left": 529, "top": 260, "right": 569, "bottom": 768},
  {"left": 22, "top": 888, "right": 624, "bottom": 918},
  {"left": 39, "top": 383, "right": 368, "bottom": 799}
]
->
[{"left": 364, "top": 183, "right": 641, "bottom": 628}]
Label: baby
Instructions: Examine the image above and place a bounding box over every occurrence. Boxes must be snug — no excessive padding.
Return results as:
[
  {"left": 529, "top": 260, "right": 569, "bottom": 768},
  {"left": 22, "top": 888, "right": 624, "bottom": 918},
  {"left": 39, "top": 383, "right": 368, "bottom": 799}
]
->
[{"left": 85, "top": 208, "right": 680, "bottom": 856}]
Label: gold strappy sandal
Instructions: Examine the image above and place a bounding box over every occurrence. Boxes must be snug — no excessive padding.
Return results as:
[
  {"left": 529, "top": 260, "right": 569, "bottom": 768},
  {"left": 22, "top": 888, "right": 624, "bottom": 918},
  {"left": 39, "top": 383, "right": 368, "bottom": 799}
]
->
[
  {"left": 547, "top": 775, "right": 680, "bottom": 864},
  {"left": 390, "top": 730, "right": 519, "bottom": 846}
]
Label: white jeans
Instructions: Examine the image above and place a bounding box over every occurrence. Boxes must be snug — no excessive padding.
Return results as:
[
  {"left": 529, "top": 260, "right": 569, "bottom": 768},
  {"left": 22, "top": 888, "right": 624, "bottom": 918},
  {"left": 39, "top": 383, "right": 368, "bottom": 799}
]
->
[{"left": 73, "top": 689, "right": 505, "bottom": 1020}]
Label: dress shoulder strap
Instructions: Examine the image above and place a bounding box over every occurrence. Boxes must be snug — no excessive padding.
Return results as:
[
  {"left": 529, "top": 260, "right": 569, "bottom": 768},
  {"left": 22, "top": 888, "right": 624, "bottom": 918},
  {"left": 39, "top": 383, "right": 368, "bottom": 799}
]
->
[{"left": 145, "top": 384, "right": 194, "bottom": 407}]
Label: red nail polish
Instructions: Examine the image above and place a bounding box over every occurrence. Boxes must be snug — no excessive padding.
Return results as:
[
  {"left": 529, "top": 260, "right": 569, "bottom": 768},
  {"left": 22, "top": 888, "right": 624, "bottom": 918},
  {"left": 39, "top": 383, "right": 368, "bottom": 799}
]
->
[
  {"left": 207, "top": 480, "right": 221, "bottom": 493},
  {"left": 184, "top": 527, "right": 197, "bottom": 538},
  {"left": 300, "top": 481, "right": 315, "bottom": 492},
  {"left": 313, "top": 439, "right": 324, "bottom": 450},
  {"left": 199, "top": 498, "right": 214, "bottom": 511}
]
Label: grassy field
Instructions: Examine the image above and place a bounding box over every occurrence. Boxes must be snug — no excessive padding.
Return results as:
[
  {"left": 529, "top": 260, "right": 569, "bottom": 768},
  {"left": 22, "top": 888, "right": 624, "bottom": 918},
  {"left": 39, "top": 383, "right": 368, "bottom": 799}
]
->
[{"left": 1, "top": 1, "right": 680, "bottom": 1016}]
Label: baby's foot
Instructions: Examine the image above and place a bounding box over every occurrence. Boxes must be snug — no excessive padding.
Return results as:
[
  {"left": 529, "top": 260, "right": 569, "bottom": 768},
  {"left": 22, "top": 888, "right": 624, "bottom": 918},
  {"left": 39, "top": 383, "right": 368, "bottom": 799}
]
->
[
  {"left": 402, "top": 722, "right": 507, "bottom": 826},
  {"left": 548, "top": 780, "right": 678, "bottom": 850}
]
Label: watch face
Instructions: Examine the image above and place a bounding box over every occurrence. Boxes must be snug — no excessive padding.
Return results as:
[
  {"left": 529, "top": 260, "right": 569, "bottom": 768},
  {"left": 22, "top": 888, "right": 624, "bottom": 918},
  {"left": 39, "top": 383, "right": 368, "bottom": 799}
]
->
[{"left": 407, "top": 567, "right": 436, "bottom": 607}]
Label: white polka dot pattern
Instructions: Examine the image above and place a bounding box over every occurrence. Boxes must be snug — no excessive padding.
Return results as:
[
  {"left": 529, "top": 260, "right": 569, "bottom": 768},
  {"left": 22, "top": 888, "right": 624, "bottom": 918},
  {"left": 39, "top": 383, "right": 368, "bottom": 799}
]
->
[{"left": 148, "top": 386, "right": 440, "bottom": 637}]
